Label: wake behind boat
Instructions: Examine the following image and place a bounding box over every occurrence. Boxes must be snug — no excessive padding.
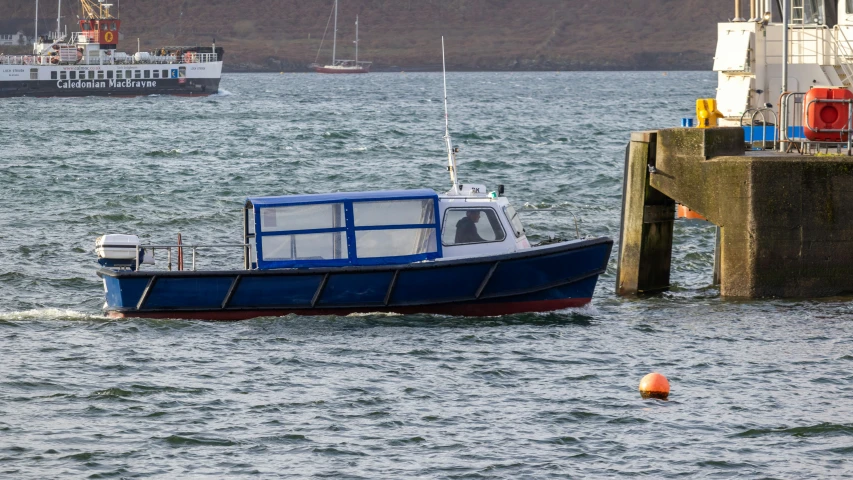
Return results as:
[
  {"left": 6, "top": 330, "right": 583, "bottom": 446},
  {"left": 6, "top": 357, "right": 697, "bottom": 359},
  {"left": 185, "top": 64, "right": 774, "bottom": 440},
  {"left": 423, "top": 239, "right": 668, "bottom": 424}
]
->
[
  {"left": 309, "top": 0, "right": 371, "bottom": 74},
  {"left": 94, "top": 40, "right": 612, "bottom": 320},
  {"left": 0, "top": 0, "right": 223, "bottom": 98}
]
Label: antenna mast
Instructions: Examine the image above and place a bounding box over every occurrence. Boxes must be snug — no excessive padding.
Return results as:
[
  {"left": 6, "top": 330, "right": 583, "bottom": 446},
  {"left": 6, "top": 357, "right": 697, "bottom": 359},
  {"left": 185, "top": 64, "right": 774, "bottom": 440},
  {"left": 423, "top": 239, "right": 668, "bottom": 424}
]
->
[{"left": 442, "top": 37, "right": 460, "bottom": 195}]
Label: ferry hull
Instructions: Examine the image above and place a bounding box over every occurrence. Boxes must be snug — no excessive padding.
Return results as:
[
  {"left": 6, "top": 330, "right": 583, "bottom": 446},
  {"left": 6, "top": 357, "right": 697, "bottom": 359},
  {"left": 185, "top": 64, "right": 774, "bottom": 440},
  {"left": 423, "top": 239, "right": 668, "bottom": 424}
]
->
[
  {"left": 0, "top": 77, "right": 220, "bottom": 98},
  {"left": 98, "top": 238, "right": 612, "bottom": 320}
]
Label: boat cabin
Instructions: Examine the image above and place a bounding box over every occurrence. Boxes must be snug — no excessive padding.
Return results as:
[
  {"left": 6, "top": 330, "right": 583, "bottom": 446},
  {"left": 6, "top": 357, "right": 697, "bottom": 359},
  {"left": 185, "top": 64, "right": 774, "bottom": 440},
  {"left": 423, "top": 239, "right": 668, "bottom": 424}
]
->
[{"left": 243, "top": 188, "right": 529, "bottom": 270}]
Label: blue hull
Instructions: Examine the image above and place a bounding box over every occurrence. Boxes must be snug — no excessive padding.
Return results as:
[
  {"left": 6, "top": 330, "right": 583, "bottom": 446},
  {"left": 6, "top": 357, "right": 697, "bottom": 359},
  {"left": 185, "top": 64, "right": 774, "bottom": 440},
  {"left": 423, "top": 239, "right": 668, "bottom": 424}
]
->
[{"left": 98, "top": 237, "right": 613, "bottom": 320}]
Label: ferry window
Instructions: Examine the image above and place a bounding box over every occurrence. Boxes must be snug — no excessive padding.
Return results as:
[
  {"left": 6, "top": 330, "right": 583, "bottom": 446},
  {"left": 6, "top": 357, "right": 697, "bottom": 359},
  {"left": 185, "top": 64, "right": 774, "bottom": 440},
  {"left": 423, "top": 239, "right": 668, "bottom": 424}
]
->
[
  {"left": 179, "top": 66, "right": 186, "bottom": 78},
  {"left": 353, "top": 199, "right": 435, "bottom": 227},
  {"left": 30, "top": 68, "right": 38, "bottom": 80},
  {"left": 106, "top": 70, "right": 113, "bottom": 79},
  {"left": 115, "top": 70, "right": 122, "bottom": 79},
  {"left": 134, "top": 70, "right": 141, "bottom": 79},
  {"left": 60, "top": 71, "right": 67, "bottom": 80},
  {"left": 144, "top": 70, "right": 150, "bottom": 79},
  {"left": 261, "top": 233, "right": 347, "bottom": 261},
  {"left": 111, "top": 22, "right": 117, "bottom": 31},
  {"left": 97, "top": 70, "right": 105, "bottom": 79},
  {"left": 356, "top": 228, "right": 437, "bottom": 258},
  {"left": 260, "top": 203, "right": 344, "bottom": 233},
  {"left": 101, "top": 23, "right": 107, "bottom": 31},
  {"left": 152, "top": 70, "right": 159, "bottom": 78},
  {"left": 88, "top": 70, "right": 95, "bottom": 79},
  {"left": 162, "top": 69, "right": 168, "bottom": 78},
  {"left": 441, "top": 208, "right": 506, "bottom": 246},
  {"left": 50, "top": 71, "right": 57, "bottom": 80},
  {"left": 69, "top": 71, "right": 76, "bottom": 79},
  {"left": 503, "top": 205, "right": 525, "bottom": 238}
]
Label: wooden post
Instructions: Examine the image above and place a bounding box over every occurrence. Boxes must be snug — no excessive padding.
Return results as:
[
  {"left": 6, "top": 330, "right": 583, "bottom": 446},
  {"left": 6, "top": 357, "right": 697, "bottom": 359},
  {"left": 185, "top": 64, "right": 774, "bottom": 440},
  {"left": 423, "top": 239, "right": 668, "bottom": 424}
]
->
[{"left": 616, "top": 131, "right": 675, "bottom": 295}]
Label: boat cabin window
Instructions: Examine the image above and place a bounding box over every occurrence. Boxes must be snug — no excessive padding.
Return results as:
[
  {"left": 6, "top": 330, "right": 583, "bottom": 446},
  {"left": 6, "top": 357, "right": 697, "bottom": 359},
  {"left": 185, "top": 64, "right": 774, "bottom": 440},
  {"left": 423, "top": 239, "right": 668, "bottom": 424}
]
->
[
  {"left": 134, "top": 70, "right": 141, "bottom": 79},
  {"left": 249, "top": 190, "right": 442, "bottom": 269},
  {"left": 163, "top": 69, "right": 169, "bottom": 78},
  {"left": 352, "top": 199, "right": 437, "bottom": 258},
  {"left": 503, "top": 205, "right": 525, "bottom": 238},
  {"left": 60, "top": 71, "right": 66, "bottom": 80},
  {"left": 106, "top": 70, "right": 113, "bottom": 79},
  {"left": 153, "top": 70, "right": 160, "bottom": 78},
  {"left": 51, "top": 71, "right": 57, "bottom": 80},
  {"left": 126, "top": 69, "right": 132, "bottom": 78},
  {"left": 441, "top": 207, "right": 506, "bottom": 246},
  {"left": 144, "top": 70, "right": 150, "bottom": 79},
  {"left": 115, "top": 70, "right": 122, "bottom": 79},
  {"left": 69, "top": 71, "right": 76, "bottom": 79},
  {"left": 87, "top": 70, "right": 95, "bottom": 79},
  {"left": 97, "top": 71, "right": 105, "bottom": 79}
]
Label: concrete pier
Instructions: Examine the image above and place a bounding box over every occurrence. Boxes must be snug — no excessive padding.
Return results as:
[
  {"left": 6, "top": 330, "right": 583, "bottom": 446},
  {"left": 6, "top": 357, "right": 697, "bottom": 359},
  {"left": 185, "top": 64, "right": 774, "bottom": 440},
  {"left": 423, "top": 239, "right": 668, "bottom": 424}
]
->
[{"left": 617, "top": 127, "right": 853, "bottom": 298}]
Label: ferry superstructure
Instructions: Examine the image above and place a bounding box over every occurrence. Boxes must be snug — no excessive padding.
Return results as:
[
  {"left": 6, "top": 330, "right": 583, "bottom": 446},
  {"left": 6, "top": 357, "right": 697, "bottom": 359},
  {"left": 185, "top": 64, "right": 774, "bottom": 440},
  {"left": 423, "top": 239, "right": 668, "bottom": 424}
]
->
[
  {"left": 715, "top": 0, "right": 853, "bottom": 136},
  {"left": 0, "top": 0, "right": 223, "bottom": 98}
]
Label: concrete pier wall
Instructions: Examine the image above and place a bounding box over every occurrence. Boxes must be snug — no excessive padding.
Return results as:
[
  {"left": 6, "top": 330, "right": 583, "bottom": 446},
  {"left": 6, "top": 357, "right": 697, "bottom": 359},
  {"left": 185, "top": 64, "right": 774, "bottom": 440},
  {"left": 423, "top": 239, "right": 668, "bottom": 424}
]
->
[{"left": 618, "top": 127, "right": 853, "bottom": 298}]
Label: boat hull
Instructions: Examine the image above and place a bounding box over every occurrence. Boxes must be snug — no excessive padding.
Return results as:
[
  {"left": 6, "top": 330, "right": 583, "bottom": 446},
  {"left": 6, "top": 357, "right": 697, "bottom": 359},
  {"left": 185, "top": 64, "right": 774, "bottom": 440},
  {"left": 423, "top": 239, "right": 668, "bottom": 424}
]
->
[
  {"left": 313, "top": 66, "right": 370, "bottom": 74},
  {"left": 98, "top": 237, "right": 613, "bottom": 320}
]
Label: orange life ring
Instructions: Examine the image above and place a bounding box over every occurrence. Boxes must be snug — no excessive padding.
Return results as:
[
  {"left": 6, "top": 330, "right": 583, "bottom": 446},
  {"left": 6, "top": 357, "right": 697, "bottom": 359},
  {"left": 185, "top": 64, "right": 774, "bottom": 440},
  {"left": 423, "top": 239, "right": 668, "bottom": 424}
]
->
[{"left": 103, "top": 31, "right": 114, "bottom": 43}]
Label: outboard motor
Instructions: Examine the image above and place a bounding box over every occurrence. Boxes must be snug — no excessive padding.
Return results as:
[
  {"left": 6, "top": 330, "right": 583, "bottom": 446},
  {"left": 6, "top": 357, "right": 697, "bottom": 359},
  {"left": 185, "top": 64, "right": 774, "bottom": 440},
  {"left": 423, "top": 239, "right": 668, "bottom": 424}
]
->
[{"left": 95, "top": 234, "right": 153, "bottom": 270}]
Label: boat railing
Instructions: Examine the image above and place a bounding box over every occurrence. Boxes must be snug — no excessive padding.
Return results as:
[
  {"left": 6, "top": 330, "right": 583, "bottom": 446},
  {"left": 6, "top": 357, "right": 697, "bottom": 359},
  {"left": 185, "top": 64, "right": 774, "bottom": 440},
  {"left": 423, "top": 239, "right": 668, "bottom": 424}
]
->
[
  {"left": 520, "top": 207, "right": 581, "bottom": 239},
  {"left": 134, "top": 243, "right": 251, "bottom": 272}
]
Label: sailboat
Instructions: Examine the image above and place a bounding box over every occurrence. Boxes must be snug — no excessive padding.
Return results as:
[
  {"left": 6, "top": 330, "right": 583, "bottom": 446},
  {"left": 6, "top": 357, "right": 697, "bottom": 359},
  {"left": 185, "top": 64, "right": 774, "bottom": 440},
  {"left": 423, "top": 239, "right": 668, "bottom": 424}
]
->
[{"left": 309, "top": 0, "right": 371, "bottom": 74}]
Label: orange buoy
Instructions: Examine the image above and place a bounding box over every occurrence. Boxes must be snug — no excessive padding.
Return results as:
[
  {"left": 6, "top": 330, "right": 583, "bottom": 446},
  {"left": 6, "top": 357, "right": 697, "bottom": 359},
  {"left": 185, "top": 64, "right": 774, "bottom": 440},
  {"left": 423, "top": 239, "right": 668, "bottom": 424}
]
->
[{"left": 639, "top": 372, "right": 670, "bottom": 400}]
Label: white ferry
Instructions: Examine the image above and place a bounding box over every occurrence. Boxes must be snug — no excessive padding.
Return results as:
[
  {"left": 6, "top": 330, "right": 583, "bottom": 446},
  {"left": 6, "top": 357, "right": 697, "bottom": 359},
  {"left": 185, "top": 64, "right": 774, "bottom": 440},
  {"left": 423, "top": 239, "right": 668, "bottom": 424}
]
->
[{"left": 0, "top": 0, "right": 223, "bottom": 98}]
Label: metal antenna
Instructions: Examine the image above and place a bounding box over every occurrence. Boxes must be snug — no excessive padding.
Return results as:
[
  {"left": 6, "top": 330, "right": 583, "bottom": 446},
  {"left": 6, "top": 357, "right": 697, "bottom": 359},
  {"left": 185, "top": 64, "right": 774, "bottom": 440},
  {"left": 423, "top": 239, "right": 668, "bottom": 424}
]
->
[{"left": 442, "top": 37, "right": 460, "bottom": 195}]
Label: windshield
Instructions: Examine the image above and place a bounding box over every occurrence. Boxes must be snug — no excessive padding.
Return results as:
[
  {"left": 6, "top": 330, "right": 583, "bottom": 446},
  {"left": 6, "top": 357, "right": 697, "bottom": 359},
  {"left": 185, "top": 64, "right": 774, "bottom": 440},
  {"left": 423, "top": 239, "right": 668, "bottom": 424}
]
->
[{"left": 504, "top": 205, "right": 525, "bottom": 238}]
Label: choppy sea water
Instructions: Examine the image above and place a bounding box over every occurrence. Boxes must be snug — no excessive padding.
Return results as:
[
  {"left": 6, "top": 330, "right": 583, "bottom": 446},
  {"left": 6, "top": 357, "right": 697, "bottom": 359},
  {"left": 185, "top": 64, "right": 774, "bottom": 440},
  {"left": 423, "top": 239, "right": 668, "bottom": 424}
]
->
[{"left": 1, "top": 72, "right": 853, "bottom": 478}]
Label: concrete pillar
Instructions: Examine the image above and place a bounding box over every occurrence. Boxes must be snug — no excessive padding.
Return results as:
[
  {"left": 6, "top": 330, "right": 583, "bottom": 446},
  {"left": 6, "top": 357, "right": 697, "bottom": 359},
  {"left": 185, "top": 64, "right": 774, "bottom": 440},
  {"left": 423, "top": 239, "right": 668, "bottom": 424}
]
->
[{"left": 616, "top": 131, "right": 676, "bottom": 295}]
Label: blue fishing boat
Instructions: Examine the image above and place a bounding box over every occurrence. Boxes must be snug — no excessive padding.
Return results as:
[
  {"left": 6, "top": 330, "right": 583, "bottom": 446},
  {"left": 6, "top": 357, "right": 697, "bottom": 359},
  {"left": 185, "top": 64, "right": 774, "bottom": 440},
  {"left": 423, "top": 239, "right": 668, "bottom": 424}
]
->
[{"left": 94, "top": 40, "right": 613, "bottom": 320}]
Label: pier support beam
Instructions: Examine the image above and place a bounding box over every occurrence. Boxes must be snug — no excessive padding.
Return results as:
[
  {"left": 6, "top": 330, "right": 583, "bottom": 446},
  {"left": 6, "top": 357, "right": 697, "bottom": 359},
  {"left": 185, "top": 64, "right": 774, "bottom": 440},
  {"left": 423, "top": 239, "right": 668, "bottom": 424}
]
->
[
  {"left": 616, "top": 132, "right": 675, "bottom": 295},
  {"left": 618, "top": 126, "right": 853, "bottom": 298}
]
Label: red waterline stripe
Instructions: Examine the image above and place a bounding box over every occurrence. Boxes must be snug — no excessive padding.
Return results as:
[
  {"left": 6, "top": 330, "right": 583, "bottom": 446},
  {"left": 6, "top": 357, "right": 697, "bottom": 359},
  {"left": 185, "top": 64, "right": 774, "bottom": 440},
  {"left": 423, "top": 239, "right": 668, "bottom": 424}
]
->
[{"left": 107, "top": 298, "right": 591, "bottom": 321}]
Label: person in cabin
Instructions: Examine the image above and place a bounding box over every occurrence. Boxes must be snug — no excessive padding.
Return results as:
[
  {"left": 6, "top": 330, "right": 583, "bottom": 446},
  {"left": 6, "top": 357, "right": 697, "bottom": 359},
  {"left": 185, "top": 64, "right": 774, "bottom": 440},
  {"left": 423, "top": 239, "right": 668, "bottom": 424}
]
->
[{"left": 455, "top": 210, "right": 486, "bottom": 244}]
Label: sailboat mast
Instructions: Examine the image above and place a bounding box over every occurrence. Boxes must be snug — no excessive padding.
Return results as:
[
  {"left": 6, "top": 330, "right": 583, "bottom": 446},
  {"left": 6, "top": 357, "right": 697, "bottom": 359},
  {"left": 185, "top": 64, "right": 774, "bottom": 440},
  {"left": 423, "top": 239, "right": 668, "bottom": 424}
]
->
[
  {"left": 34, "top": 0, "right": 39, "bottom": 44},
  {"left": 332, "top": 0, "right": 338, "bottom": 64},
  {"left": 355, "top": 15, "right": 358, "bottom": 64}
]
